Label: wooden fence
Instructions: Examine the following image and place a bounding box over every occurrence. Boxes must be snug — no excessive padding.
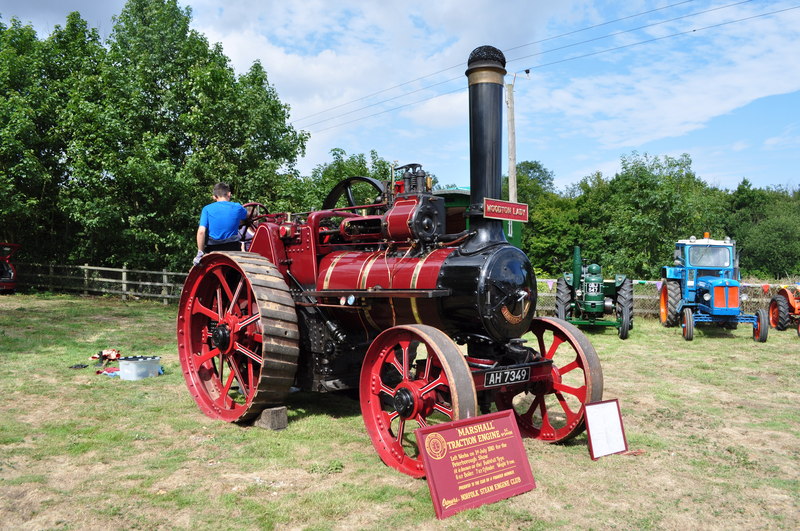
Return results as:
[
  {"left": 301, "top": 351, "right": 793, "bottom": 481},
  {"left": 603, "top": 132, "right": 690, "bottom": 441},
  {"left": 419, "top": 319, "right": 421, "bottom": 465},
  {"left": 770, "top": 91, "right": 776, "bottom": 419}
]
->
[
  {"left": 17, "top": 263, "right": 188, "bottom": 305},
  {"left": 15, "top": 262, "right": 781, "bottom": 315}
]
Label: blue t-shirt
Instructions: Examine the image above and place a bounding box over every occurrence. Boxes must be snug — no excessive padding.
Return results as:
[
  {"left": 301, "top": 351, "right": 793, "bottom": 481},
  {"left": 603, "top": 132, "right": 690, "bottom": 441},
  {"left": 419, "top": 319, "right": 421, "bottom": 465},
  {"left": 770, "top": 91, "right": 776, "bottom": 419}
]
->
[{"left": 199, "top": 201, "right": 247, "bottom": 242}]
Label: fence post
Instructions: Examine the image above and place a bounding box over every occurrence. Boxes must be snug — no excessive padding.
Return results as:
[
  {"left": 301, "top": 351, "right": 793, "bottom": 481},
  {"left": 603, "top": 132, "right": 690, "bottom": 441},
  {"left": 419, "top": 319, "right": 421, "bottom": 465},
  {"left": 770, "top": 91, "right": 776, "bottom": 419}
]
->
[
  {"left": 83, "top": 263, "right": 89, "bottom": 296},
  {"left": 162, "top": 269, "right": 168, "bottom": 305},
  {"left": 122, "top": 264, "right": 128, "bottom": 301},
  {"left": 49, "top": 264, "right": 54, "bottom": 292}
]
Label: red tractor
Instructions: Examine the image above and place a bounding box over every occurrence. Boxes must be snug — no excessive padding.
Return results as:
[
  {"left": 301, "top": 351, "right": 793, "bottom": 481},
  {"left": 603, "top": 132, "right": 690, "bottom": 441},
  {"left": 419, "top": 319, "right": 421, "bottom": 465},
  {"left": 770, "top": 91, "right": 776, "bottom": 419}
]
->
[
  {"left": 177, "top": 46, "right": 603, "bottom": 477},
  {"left": 769, "top": 285, "right": 800, "bottom": 337},
  {"left": 0, "top": 243, "right": 20, "bottom": 294}
]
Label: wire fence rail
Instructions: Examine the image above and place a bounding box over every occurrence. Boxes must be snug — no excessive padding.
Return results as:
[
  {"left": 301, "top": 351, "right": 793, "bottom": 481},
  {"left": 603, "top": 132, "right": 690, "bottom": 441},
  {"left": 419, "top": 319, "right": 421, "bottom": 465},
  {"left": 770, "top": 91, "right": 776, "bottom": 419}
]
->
[{"left": 15, "top": 262, "right": 786, "bottom": 315}]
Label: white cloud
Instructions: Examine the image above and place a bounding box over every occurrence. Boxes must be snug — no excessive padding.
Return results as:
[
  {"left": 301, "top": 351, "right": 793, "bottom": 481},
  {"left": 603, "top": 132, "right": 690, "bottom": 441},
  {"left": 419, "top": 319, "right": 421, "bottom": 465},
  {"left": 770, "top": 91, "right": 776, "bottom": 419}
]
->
[
  {"left": 518, "top": 4, "right": 800, "bottom": 152},
  {"left": 3, "top": 1, "right": 797, "bottom": 188},
  {"left": 763, "top": 124, "right": 800, "bottom": 150}
]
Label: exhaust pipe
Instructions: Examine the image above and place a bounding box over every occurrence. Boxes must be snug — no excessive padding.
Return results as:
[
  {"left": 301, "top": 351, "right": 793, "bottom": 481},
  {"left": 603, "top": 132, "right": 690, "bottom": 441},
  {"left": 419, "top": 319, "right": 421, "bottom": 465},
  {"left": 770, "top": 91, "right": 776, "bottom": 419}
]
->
[{"left": 464, "top": 45, "right": 507, "bottom": 252}]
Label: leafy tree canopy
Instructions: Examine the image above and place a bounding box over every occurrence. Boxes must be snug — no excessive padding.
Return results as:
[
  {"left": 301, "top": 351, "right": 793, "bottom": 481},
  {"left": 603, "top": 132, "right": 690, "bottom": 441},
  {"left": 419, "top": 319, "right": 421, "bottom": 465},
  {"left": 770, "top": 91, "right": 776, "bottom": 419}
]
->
[{"left": 0, "top": 0, "right": 307, "bottom": 270}]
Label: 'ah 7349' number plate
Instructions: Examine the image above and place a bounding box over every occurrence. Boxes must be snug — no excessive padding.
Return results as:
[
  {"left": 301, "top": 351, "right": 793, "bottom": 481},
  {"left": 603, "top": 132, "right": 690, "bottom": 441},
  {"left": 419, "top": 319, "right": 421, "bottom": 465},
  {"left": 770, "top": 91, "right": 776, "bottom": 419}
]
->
[{"left": 484, "top": 367, "right": 531, "bottom": 388}]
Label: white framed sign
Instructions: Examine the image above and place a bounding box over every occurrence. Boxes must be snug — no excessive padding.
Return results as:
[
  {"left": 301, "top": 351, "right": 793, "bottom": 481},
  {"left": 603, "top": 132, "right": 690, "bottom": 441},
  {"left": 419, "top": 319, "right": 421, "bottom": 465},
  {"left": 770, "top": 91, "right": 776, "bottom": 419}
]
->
[{"left": 584, "top": 399, "right": 628, "bottom": 460}]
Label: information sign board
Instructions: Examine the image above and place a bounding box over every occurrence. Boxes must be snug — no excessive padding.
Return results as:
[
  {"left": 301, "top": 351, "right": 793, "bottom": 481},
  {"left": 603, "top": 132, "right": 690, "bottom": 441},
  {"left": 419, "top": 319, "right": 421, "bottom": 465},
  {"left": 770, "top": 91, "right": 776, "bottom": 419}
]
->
[
  {"left": 585, "top": 399, "right": 628, "bottom": 460},
  {"left": 416, "top": 410, "right": 535, "bottom": 519}
]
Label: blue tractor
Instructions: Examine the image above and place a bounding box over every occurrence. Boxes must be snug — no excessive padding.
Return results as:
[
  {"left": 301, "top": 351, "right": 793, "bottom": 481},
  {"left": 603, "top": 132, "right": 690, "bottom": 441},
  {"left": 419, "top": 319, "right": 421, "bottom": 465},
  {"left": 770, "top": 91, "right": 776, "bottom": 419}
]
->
[{"left": 659, "top": 233, "right": 768, "bottom": 342}]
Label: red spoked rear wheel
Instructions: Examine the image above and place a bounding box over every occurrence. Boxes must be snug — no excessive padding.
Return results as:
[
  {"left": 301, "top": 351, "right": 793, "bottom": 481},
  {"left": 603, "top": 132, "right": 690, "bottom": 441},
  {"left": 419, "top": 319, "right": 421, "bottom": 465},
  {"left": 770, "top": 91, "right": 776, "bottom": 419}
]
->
[
  {"left": 360, "top": 324, "right": 477, "bottom": 477},
  {"left": 495, "top": 317, "right": 603, "bottom": 442},
  {"left": 177, "top": 252, "right": 299, "bottom": 423}
]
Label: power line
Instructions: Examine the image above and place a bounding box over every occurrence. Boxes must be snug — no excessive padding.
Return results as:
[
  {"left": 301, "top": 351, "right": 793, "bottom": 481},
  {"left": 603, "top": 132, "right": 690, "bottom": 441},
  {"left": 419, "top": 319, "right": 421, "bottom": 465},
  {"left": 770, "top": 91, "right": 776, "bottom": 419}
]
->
[
  {"left": 307, "top": 4, "right": 799, "bottom": 135},
  {"left": 503, "top": 0, "right": 696, "bottom": 53},
  {"left": 291, "top": 0, "right": 698, "bottom": 126},
  {"left": 300, "top": 0, "right": 760, "bottom": 132},
  {"left": 511, "top": 3, "right": 800, "bottom": 75},
  {"left": 507, "top": 0, "right": 755, "bottom": 66}
]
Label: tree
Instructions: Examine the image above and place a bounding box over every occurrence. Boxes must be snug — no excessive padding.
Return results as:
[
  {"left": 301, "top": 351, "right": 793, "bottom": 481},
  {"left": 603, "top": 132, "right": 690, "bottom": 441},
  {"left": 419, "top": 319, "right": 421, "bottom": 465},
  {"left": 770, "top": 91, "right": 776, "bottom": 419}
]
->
[
  {"left": 56, "top": 0, "right": 307, "bottom": 270},
  {"left": 729, "top": 181, "right": 800, "bottom": 278},
  {"left": 0, "top": 19, "right": 52, "bottom": 257},
  {"left": 585, "top": 153, "right": 727, "bottom": 278},
  {"left": 525, "top": 192, "right": 581, "bottom": 275},
  {"left": 0, "top": 14, "right": 105, "bottom": 262},
  {"left": 500, "top": 161, "right": 567, "bottom": 274}
]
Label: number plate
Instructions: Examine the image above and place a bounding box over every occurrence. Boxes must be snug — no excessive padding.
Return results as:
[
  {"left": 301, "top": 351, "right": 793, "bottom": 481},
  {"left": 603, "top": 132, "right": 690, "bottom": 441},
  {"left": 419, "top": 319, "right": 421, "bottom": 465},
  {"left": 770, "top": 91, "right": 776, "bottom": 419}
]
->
[{"left": 484, "top": 367, "right": 531, "bottom": 388}]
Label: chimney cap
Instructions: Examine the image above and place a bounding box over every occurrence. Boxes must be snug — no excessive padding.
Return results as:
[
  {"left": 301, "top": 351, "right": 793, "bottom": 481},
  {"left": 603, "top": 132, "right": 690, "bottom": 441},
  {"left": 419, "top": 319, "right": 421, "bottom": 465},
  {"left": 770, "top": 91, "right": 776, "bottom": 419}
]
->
[{"left": 468, "top": 45, "right": 506, "bottom": 67}]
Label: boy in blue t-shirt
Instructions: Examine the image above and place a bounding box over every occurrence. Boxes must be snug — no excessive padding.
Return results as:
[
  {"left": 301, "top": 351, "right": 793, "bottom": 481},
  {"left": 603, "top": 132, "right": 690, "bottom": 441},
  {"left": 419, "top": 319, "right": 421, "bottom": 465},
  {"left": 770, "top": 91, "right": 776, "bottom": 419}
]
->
[{"left": 193, "top": 182, "right": 248, "bottom": 265}]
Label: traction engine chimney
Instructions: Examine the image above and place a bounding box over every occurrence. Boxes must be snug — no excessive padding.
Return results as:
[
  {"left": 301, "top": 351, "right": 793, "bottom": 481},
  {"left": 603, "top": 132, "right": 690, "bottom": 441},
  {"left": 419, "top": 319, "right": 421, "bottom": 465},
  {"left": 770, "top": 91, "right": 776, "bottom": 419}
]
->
[{"left": 464, "top": 45, "right": 507, "bottom": 251}]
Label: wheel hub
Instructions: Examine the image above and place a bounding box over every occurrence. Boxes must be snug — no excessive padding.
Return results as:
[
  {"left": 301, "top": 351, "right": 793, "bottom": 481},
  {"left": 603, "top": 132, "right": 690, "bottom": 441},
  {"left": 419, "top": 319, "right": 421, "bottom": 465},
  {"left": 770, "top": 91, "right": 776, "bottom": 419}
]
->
[
  {"left": 211, "top": 323, "right": 231, "bottom": 351},
  {"left": 393, "top": 388, "right": 416, "bottom": 418}
]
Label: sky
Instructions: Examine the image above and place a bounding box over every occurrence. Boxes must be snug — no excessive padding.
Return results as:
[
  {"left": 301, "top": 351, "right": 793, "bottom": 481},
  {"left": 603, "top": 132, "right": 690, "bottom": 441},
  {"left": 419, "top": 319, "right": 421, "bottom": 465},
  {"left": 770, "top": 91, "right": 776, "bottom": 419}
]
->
[{"left": 2, "top": 0, "right": 799, "bottom": 192}]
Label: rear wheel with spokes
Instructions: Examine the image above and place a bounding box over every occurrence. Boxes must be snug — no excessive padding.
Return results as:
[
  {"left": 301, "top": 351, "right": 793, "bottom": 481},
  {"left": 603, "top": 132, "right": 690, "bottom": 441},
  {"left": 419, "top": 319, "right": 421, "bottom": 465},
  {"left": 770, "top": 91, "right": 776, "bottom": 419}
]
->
[{"left": 177, "top": 252, "right": 299, "bottom": 422}]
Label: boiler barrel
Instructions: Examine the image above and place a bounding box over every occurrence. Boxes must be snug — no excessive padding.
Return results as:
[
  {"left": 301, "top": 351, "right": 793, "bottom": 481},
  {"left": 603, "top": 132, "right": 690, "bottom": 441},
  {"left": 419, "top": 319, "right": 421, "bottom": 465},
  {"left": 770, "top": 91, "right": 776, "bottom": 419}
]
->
[{"left": 316, "top": 245, "right": 535, "bottom": 341}]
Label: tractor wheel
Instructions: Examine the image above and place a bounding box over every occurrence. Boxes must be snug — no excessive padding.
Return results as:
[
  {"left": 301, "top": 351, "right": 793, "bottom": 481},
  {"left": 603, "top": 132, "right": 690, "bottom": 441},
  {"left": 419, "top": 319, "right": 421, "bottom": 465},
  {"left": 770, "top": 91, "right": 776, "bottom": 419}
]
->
[
  {"left": 555, "top": 277, "right": 571, "bottom": 320},
  {"left": 681, "top": 307, "right": 694, "bottom": 341},
  {"left": 753, "top": 308, "right": 769, "bottom": 343},
  {"left": 360, "top": 324, "right": 477, "bottom": 478},
  {"left": 659, "top": 279, "right": 681, "bottom": 327},
  {"left": 177, "top": 252, "right": 299, "bottom": 423},
  {"left": 618, "top": 305, "right": 631, "bottom": 340},
  {"left": 494, "top": 317, "right": 603, "bottom": 443},
  {"left": 616, "top": 277, "right": 634, "bottom": 331},
  {"left": 769, "top": 294, "right": 791, "bottom": 331}
]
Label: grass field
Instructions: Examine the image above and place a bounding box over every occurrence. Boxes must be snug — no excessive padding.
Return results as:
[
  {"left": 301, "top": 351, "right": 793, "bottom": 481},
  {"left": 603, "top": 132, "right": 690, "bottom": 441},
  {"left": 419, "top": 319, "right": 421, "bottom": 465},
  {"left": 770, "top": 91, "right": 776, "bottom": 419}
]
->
[{"left": 0, "top": 293, "right": 798, "bottom": 530}]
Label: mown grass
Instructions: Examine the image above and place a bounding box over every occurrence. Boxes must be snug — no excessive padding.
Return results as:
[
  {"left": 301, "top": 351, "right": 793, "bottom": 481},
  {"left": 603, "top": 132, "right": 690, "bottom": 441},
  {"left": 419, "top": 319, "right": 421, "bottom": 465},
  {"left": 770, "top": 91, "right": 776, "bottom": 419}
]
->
[{"left": 0, "top": 293, "right": 798, "bottom": 530}]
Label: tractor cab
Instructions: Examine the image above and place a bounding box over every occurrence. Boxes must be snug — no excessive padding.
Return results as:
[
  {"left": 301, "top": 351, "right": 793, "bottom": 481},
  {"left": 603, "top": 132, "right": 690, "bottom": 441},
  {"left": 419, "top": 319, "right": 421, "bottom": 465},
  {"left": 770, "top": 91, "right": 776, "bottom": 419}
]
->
[{"left": 671, "top": 234, "right": 741, "bottom": 316}]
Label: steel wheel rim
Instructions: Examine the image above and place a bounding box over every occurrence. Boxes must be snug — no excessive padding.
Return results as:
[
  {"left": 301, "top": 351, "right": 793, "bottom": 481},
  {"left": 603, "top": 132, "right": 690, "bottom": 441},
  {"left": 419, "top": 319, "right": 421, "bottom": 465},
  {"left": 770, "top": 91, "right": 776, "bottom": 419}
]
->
[
  {"left": 178, "top": 254, "right": 265, "bottom": 421},
  {"left": 360, "top": 324, "right": 476, "bottom": 477},
  {"left": 753, "top": 309, "right": 768, "bottom": 342},
  {"left": 769, "top": 299, "right": 779, "bottom": 328},
  {"left": 682, "top": 308, "right": 694, "bottom": 341},
  {"left": 495, "top": 317, "right": 602, "bottom": 443},
  {"left": 659, "top": 284, "right": 668, "bottom": 323}
]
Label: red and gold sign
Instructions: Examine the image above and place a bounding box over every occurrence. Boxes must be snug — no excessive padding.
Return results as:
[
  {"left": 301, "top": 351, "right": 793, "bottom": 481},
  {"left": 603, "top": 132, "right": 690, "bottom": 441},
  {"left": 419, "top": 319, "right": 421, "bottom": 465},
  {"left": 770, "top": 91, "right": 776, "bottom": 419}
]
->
[
  {"left": 483, "top": 198, "right": 529, "bottom": 222},
  {"left": 416, "top": 410, "right": 535, "bottom": 519}
]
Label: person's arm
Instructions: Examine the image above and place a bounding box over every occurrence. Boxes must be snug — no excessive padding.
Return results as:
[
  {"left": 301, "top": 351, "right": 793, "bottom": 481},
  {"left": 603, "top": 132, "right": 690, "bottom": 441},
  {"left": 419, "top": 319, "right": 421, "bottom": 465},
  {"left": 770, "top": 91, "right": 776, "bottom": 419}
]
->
[{"left": 196, "top": 226, "right": 207, "bottom": 252}]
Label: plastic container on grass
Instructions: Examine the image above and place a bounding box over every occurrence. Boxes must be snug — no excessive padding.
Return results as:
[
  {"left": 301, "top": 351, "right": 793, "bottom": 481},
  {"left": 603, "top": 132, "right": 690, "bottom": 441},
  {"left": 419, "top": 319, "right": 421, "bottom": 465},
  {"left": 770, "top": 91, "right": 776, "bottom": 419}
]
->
[{"left": 119, "top": 356, "right": 161, "bottom": 381}]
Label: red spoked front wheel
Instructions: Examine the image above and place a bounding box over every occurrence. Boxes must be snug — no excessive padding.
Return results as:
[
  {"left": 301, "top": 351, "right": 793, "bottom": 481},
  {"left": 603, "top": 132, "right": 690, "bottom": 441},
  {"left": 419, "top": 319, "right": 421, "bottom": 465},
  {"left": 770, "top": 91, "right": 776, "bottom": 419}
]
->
[
  {"left": 360, "top": 324, "right": 477, "bottom": 477},
  {"left": 495, "top": 317, "right": 603, "bottom": 442},
  {"left": 177, "top": 252, "right": 299, "bottom": 423}
]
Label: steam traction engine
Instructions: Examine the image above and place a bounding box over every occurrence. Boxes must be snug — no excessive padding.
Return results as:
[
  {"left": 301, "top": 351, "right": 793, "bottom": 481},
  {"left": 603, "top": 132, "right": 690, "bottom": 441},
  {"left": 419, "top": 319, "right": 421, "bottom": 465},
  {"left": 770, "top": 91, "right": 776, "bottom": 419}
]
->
[{"left": 177, "top": 46, "right": 603, "bottom": 477}]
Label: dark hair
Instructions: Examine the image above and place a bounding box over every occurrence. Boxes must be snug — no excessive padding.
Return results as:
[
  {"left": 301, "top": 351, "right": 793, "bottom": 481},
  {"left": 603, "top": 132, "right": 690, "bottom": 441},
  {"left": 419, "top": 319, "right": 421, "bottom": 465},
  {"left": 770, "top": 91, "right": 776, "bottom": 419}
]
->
[{"left": 213, "top": 182, "right": 231, "bottom": 198}]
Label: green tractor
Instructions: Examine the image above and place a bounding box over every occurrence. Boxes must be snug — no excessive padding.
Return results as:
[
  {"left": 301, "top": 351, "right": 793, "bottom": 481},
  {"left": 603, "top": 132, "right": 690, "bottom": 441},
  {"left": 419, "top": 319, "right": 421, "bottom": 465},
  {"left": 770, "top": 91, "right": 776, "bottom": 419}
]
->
[{"left": 555, "top": 246, "right": 634, "bottom": 339}]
